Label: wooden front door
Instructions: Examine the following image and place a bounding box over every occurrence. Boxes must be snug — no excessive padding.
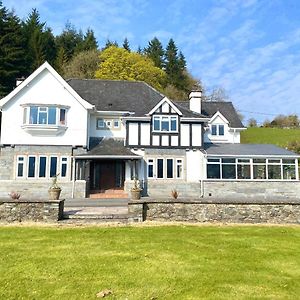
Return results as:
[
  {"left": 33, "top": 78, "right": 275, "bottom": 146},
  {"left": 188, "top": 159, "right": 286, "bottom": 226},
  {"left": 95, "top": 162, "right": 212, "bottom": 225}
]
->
[{"left": 99, "top": 161, "right": 116, "bottom": 190}]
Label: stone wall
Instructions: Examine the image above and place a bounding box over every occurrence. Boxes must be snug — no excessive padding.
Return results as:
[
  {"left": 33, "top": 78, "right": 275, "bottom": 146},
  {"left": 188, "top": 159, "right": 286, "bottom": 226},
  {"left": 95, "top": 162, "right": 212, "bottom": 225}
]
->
[
  {"left": 128, "top": 199, "right": 300, "bottom": 224},
  {"left": 0, "top": 199, "right": 64, "bottom": 222},
  {"left": 0, "top": 180, "right": 86, "bottom": 199}
]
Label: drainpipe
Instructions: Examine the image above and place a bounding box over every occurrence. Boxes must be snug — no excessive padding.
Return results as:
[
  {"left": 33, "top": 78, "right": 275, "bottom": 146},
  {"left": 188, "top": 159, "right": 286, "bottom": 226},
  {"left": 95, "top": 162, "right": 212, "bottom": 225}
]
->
[
  {"left": 71, "top": 156, "right": 76, "bottom": 199},
  {"left": 200, "top": 149, "right": 207, "bottom": 198}
]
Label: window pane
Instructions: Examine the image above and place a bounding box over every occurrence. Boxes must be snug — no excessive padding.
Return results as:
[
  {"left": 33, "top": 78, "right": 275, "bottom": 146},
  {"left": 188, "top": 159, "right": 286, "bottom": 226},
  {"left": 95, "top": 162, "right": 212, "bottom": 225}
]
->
[
  {"left": 50, "top": 157, "right": 57, "bottom": 178},
  {"left": 157, "top": 159, "right": 164, "bottom": 178},
  {"left": 39, "top": 157, "right": 47, "bottom": 177},
  {"left": 167, "top": 159, "right": 173, "bottom": 178},
  {"left": 253, "top": 165, "right": 266, "bottom": 179},
  {"left": 28, "top": 157, "right": 36, "bottom": 177},
  {"left": 17, "top": 158, "right": 24, "bottom": 177},
  {"left": 176, "top": 159, "right": 182, "bottom": 178},
  {"left": 282, "top": 159, "right": 295, "bottom": 164},
  {"left": 238, "top": 159, "right": 250, "bottom": 163},
  {"left": 170, "top": 117, "right": 177, "bottom": 131},
  {"left": 29, "top": 107, "right": 38, "bottom": 124},
  {"left": 39, "top": 110, "right": 47, "bottom": 124},
  {"left": 208, "top": 158, "right": 220, "bottom": 163},
  {"left": 148, "top": 164, "right": 153, "bottom": 178},
  {"left": 207, "top": 164, "right": 220, "bottom": 178},
  {"left": 211, "top": 125, "right": 217, "bottom": 135},
  {"left": 60, "top": 109, "right": 66, "bottom": 125},
  {"left": 97, "top": 119, "right": 104, "bottom": 128},
  {"left": 222, "top": 164, "right": 236, "bottom": 179},
  {"left": 48, "top": 107, "right": 56, "bottom": 124},
  {"left": 219, "top": 125, "right": 224, "bottom": 136},
  {"left": 153, "top": 117, "right": 160, "bottom": 131},
  {"left": 268, "top": 165, "right": 281, "bottom": 179},
  {"left": 253, "top": 159, "right": 266, "bottom": 163},
  {"left": 268, "top": 159, "right": 280, "bottom": 164},
  {"left": 114, "top": 120, "right": 119, "bottom": 128},
  {"left": 283, "top": 165, "right": 296, "bottom": 180},
  {"left": 222, "top": 158, "right": 235, "bottom": 163},
  {"left": 61, "top": 163, "right": 67, "bottom": 177},
  {"left": 237, "top": 164, "right": 250, "bottom": 179},
  {"left": 161, "top": 117, "right": 169, "bottom": 131}
]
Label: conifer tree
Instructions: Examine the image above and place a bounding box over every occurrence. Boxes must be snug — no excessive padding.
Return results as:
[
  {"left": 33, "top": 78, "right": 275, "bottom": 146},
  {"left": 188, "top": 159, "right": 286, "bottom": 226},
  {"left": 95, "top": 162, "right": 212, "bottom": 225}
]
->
[
  {"left": 81, "top": 29, "right": 98, "bottom": 51},
  {"left": 122, "top": 37, "right": 130, "bottom": 52},
  {"left": 144, "top": 37, "right": 164, "bottom": 69}
]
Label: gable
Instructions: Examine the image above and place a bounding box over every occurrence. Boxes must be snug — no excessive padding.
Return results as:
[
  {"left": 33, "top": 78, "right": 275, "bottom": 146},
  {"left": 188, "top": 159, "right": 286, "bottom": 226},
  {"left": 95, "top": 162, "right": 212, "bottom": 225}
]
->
[
  {"left": 148, "top": 97, "right": 182, "bottom": 116},
  {"left": 209, "top": 111, "right": 229, "bottom": 125}
]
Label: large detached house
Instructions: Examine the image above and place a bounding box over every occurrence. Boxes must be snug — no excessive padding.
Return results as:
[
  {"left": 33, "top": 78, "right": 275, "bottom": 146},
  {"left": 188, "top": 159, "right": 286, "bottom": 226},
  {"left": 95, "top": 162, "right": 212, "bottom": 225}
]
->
[{"left": 0, "top": 62, "right": 299, "bottom": 200}]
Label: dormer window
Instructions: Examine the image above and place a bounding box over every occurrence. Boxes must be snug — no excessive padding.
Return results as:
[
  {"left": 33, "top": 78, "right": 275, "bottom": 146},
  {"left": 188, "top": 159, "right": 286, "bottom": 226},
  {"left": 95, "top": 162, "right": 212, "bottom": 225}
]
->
[
  {"left": 153, "top": 115, "right": 178, "bottom": 132},
  {"left": 21, "top": 105, "right": 68, "bottom": 135},
  {"left": 211, "top": 124, "right": 224, "bottom": 136}
]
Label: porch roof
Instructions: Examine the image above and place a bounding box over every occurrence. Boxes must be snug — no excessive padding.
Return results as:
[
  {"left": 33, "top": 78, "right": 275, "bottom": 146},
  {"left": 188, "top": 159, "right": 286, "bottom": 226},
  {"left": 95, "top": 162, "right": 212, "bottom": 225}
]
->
[
  {"left": 75, "top": 138, "right": 141, "bottom": 160},
  {"left": 204, "top": 143, "right": 300, "bottom": 158}
]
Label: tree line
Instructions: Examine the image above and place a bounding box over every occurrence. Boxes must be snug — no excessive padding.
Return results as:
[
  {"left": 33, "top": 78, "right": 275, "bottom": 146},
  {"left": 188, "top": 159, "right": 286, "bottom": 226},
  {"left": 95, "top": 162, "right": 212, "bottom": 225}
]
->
[{"left": 0, "top": 2, "right": 202, "bottom": 99}]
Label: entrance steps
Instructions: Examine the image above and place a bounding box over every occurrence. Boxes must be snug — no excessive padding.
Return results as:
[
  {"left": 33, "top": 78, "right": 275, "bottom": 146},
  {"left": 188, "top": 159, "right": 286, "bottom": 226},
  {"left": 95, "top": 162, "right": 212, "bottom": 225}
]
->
[{"left": 89, "top": 189, "right": 129, "bottom": 199}]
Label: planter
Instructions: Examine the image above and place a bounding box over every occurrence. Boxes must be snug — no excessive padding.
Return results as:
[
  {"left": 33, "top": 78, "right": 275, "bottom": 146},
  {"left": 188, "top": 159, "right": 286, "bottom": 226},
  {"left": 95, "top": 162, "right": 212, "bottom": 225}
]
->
[
  {"left": 48, "top": 188, "right": 61, "bottom": 200},
  {"left": 131, "top": 189, "right": 142, "bottom": 200}
]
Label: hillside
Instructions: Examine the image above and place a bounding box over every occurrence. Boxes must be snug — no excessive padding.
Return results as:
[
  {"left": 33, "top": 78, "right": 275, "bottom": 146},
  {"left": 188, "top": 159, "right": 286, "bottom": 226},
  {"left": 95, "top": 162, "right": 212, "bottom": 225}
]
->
[{"left": 241, "top": 127, "right": 300, "bottom": 148}]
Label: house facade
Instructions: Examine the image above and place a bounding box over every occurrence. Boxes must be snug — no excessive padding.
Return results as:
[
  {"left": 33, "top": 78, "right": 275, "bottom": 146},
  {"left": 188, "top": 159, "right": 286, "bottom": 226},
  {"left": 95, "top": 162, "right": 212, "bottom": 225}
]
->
[{"left": 0, "top": 62, "right": 299, "bottom": 200}]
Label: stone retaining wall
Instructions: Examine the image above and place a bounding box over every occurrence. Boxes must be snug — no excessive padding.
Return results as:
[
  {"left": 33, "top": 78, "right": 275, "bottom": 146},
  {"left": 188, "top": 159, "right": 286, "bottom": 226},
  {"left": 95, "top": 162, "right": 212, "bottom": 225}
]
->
[
  {"left": 0, "top": 199, "right": 64, "bottom": 222},
  {"left": 128, "top": 199, "right": 300, "bottom": 224}
]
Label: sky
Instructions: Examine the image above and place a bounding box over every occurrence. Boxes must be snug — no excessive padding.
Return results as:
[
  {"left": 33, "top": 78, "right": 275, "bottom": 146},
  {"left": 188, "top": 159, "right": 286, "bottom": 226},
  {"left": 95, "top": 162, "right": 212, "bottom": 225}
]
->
[{"left": 3, "top": 0, "right": 300, "bottom": 124}]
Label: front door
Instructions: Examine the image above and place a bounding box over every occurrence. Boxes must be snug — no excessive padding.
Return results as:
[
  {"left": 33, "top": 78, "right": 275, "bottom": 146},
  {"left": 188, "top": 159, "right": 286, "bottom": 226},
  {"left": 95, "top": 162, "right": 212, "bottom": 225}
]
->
[{"left": 90, "top": 160, "right": 125, "bottom": 191}]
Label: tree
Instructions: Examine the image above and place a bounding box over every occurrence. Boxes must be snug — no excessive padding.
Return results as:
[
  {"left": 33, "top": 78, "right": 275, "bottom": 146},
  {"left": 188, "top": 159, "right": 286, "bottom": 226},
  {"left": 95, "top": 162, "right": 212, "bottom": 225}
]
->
[
  {"left": 0, "top": 2, "right": 26, "bottom": 96},
  {"left": 22, "top": 9, "right": 56, "bottom": 73},
  {"left": 80, "top": 28, "right": 98, "bottom": 51},
  {"left": 63, "top": 49, "right": 100, "bottom": 79},
  {"left": 95, "top": 46, "right": 166, "bottom": 91},
  {"left": 122, "top": 37, "right": 130, "bottom": 52},
  {"left": 144, "top": 37, "right": 164, "bottom": 69},
  {"left": 205, "top": 87, "right": 229, "bottom": 102},
  {"left": 248, "top": 118, "right": 257, "bottom": 127},
  {"left": 165, "top": 39, "right": 180, "bottom": 85},
  {"left": 103, "top": 39, "right": 118, "bottom": 50},
  {"left": 55, "top": 22, "right": 83, "bottom": 62}
]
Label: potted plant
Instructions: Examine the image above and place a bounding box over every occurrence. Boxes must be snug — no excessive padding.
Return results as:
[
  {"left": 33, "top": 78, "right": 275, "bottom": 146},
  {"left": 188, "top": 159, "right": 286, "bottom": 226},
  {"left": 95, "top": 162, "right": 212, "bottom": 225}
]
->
[
  {"left": 130, "top": 176, "right": 142, "bottom": 200},
  {"left": 9, "top": 191, "right": 21, "bottom": 200},
  {"left": 48, "top": 174, "right": 61, "bottom": 200}
]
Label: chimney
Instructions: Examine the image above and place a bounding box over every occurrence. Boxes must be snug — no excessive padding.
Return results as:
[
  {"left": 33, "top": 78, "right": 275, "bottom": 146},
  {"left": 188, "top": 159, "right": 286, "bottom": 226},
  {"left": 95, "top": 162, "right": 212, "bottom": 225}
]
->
[
  {"left": 189, "top": 89, "right": 202, "bottom": 114},
  {"left": 16, "top": 77, "right": 25, "bottom": 87}
]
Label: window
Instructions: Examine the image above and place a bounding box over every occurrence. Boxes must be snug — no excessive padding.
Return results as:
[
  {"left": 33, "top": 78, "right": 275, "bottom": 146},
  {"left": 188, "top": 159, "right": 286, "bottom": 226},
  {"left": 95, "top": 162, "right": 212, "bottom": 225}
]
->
[
  {"left": 61, "top": 157, "right": 68, "bottom": 177},
  {"left": 97, "top": 118, "right": 119, "bottom": 130},
  {"left": 28, "top": 156, "right": 36, "bottom": 178},
  {"left": 207, "top": 157, "right": 297, "bottom": 180},
  {"left": 50, "top": 157, "right": 58, "bottom": 178},
  {"left": 152, "top": 116, "right": 178, "bottom": 132},
  {"left": 114, "top": 119, "right": 120, "bottom": 128},
  {"left": 17, "top": 156, "right": 25, "bottom": 177},
  {"left": 211, "top": 124, "right": 225, "bottom": 136},
  {"left": 24, "top": 106, "right": 67, "bottom": 126},
  {"left": 148, "top": 159, "right": 154, "bottom": 178},
  {"left": 157, "top": 159, "right": 164, "bottom": 178},
  {"left": 147, "top": 157, "right": 184, "bottom": 179},
  {"left": 39, "top": 156, "right": 47, "bottom": 178}
]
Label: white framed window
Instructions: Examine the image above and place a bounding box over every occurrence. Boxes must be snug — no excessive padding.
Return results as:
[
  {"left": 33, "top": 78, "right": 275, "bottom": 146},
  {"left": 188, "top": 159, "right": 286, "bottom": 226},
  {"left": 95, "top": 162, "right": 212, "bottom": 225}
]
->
[
  {"left": 23, "top": 106, "right": 67, "bottom": 126},
  {"left": 96, "top": 118, "right": 117, "bottom": 130},
  {"left": 147, "top": 157, "right": 184, "bottom": 179},
  {"left": 16, "top": 156, "right": 25, "bottom": 178},
  {"left": 39, "top": 156, "right": 47, "bottom": 178},
  {"left": 97, "top": 118, "right": 105, "bottom": 128},
  {"left": 211, "top": 124, "right": 224, "bottom": 136},
  {"left": 28, "top": 156, "right": 36, "bottom": 178},
  {"left": 113, "top": 119, "right": 120, "bottom": 128},
  {"left": 153, "top": 115, "right": 178, "bottom": 132},
  {"left": 61, "top": 157, "right": 68, "bottom": 177}
]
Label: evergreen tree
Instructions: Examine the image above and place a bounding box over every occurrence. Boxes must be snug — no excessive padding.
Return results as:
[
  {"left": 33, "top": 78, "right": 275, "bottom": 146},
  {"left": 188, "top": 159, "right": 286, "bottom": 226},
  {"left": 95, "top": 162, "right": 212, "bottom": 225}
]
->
[
  {"left": 55, "top": 22, "right": 83, "bottom": 62},
  {"left": 136, "top": 46, "right": 143, "bottom": 54},
  {"left": 144, "top": 37, "right": 164, "bottom": 69},
  {"left": 0, "top": 2, "right": 26, "bottom": 95},
  {"left": 103, "top": 39, "right": 119, "bottom": 50},
  {"left": 122, "top": 37, "right": 130, "bottom": 52},
  {"left": 81, "top": 28, "right": 98, "bottom": 51},
  {"left": 165, "top": 38, "right": 180, "bottom": 86}
]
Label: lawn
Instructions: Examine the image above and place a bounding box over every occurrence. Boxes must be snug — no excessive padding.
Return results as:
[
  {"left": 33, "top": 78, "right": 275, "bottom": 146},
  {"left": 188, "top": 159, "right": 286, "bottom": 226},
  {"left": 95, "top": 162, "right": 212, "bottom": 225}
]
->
[
  {"left": 241, "top": 127, "right": 300, "bottom": 147},
  {"left": 0, "top": 225, "right": 299, "bottom": 300}
]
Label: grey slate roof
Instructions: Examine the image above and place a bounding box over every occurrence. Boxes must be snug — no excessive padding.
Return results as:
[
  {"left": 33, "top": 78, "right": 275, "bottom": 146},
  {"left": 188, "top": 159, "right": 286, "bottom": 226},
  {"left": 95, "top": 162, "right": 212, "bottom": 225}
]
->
[
  {"left": 77, "top": 138, "right": 140, "bottom": 158},
  {"left": 67, "top": 79, "right": 205, "bottom": 118},
  {"left": 175, "top": 101, "right": 244, "bottom": 128},
  {"left": 205, "top": 143, "right": 299, "bottom": 157}
]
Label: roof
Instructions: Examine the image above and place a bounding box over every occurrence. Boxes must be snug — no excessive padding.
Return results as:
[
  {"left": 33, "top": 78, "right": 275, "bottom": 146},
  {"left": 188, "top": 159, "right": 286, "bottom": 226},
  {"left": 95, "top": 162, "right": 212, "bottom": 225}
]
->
[
  {"left": 175, "top": 101, "right": 244, "bottom": 128},
  {"left": 0, "top": 62, "right": 94, "bottom": 110},
  {"left": 67, "top": 79, "right": 203, "bottom": 118},
  {"left": 204, "top": 143, "right": 299, "bottom": 157},
  {"left": 75, "top": 138, "right": 141, "bottom": 159}
]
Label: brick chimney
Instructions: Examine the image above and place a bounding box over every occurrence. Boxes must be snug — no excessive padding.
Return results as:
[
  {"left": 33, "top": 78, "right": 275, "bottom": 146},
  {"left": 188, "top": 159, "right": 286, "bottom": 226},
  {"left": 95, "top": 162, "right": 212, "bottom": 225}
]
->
[{"left": 189, "top": 89, "right": 202, "bottom": 114}]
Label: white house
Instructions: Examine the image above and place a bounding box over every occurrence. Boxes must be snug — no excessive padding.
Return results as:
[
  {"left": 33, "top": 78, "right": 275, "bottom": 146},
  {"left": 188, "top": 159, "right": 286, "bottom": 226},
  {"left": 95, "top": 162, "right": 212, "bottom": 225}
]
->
[{"left": 0, "top": 62, "right": 299, "bottom": 200}]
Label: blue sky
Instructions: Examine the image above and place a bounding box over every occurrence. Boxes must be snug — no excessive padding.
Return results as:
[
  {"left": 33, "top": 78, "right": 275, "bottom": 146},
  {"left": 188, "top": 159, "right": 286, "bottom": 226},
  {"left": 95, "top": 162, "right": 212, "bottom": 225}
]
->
[{"left": 3, "top": 0, "right": 300, "bottom": 124}]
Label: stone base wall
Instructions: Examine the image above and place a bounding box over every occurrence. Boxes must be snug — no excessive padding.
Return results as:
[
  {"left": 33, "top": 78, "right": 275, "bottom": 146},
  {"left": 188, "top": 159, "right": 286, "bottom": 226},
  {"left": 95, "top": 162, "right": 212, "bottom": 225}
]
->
[
  {"left": 0, "top": 180, "right": 86, "bottom": 199},
  {"left": 128, "top": 200, "right": 300, "bottom": 224},
  {"left": 0, "top": 199, "right": 64, "bottom": 222}
]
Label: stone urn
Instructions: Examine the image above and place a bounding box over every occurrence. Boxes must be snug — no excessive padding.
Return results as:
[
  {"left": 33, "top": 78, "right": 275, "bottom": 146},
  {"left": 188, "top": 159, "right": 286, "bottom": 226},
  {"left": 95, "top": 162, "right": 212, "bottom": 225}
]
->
[
  {"left": 131, "top": 188, "right": 142, "bottom": 200},
  {"left": 48, "top": 188, "right": 61, "bottom": 200}
]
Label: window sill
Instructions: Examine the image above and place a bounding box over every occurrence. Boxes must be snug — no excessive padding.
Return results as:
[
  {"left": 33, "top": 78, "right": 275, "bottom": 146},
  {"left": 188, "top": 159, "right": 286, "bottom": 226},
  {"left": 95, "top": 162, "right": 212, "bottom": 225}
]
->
[{"left": 21, "top": 124, "right": 68, "bottom": 136}]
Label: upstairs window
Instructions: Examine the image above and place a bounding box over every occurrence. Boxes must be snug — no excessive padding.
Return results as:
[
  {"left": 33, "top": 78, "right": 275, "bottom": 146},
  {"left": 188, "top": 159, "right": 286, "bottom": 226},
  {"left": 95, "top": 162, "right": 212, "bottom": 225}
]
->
[
  {"left": 24, "top": 106, "right": 67, "bottom": 126},
  {"left": 211, "top": 124, "right": 224, "bottom": 136},
  {"left": 153, "top": 116, "right": 178, "bottom": 132}
]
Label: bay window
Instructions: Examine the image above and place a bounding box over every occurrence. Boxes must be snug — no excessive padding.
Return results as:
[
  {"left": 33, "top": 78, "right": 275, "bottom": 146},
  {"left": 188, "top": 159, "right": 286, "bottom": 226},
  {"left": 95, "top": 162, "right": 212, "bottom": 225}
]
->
[{"left": 147, "top": 157, "right": 184, "bottom": 179}]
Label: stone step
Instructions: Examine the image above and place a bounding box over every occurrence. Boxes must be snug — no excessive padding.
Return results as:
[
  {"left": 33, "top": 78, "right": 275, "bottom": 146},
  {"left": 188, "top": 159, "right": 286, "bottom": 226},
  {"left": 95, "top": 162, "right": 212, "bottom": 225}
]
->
[
  {"left": 64, "top": 213, "right": 128, "bottom": 220},
  {"left": 89, "top": 193, "right": 129, "bottom": 199}
]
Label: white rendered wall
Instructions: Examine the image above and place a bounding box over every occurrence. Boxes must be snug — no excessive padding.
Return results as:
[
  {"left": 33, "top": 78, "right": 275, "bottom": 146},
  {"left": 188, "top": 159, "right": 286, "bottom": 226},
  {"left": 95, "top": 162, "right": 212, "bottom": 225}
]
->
[
  {"left": 1, "top": 69, "right": 88, "bottom": 146},
  {"left": 89, "top": 114, "right": 126, "bottom": 138},
  {"left": 191, "top": 124, "right": 202, "bottom": 146},
  {"left": 128, "top": 123, "right": 138, "bottom": 145},
  {"left": 186, "top": 150, "right": 203, "bottom": 181},
  {"left": 140, "top": 123, "right": 150, "bottom": 145},
  {"left": 180, "top": 124, "right": 190, "bottom": 146}
]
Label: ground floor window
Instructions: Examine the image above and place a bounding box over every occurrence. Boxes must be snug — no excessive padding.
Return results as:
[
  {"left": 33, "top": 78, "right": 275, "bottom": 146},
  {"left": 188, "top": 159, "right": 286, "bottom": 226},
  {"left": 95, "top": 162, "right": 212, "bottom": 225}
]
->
[
  {"left": 16, "top": 155, "right": 69, "bottom": 179},
  {"left": 207, "top": 157, "right": 297, "bottom": 180},
  {"left": 147, "top": 157, "right": 184, "bottom": 179}
]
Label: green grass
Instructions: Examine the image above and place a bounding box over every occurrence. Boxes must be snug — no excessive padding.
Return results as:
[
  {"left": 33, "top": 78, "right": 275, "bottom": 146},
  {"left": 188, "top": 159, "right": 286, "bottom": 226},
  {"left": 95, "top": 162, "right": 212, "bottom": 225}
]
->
[
  {"left": 241, "top": 127, "right": 300, "bottom": 147},
  {"left": 0, "top": 225, "right": 300, "bottom": 299}
]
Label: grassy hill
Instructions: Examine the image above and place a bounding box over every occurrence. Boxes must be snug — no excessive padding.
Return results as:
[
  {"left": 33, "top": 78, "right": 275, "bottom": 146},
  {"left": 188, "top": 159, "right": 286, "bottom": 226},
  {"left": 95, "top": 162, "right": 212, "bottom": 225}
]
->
[{"left": 241, "top": 127, "right": 300, "bottom": 148}]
